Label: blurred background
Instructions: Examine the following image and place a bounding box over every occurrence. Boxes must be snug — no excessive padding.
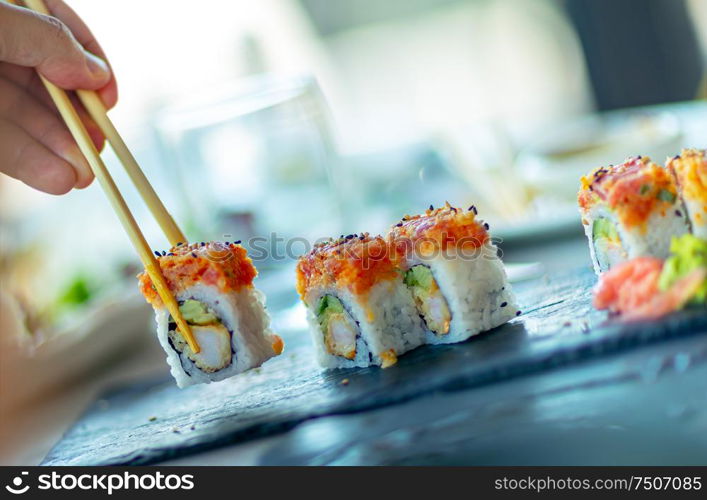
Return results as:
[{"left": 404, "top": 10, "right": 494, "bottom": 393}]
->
[{"left": 1, "top": 0, "right": 706, "bottom": 464}]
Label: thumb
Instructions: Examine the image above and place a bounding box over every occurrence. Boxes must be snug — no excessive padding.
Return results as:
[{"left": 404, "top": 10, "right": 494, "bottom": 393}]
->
[{"left": 0, "top": 3, "right": 110, "bottom": 90}]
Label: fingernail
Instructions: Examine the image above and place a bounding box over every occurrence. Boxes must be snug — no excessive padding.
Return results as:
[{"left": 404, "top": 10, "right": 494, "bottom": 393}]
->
[
  {"left": 62, "top": 144, "right": 93, "bottom": 188},
  {"left": 85, "top": 51, "right": 110, "bottom": 80}
]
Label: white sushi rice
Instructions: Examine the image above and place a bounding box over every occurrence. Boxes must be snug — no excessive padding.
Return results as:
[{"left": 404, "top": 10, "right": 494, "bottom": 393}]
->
[
  {"left": 406, "top": 242, "right": 518, "bottom": 344},
  {"left": 583, "top": 204, "right": 690, "bottom": 274},
  {"left": 154, "top": 283, "right": 279, "bottom": 387},
  {"left": 304, "top": 280, "right": 426, "bottom": 369}
]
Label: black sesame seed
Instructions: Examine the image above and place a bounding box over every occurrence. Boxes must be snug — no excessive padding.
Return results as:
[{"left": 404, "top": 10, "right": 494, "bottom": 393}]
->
[
  {"left": 154, "top": 251, "right": 160, "bottom": 256},
  {"left": 516, "top": 310, "right": 522, "bottom": 316},
  {"left": 472, "top": 206, "right": 478, "bottom": 214},
  {"left": 675, "top": 210, "right": 682, "bottom": 217},
  {"left": 429, "top": 204, "right": 434, "bottom": 211},
  {"left": 235, "top": 240, "right": 242, "bottom": 244},
  {"left": 483, "top": 223, "right": 489, "bottom": 230},
  {"left": 191, "top": 252, "right": 197, "bottom": 258},
  {"left": 162, "top": 251, "right": 167, "bottom": 256},
  {"left": 168, "top": 253, "right": 175, "bottom": 256},
  {"left": 396, "top": 222, "right": 402, "bottom": 227},
  {"left": 176, "top": 242, "right": 183, "bottom": 246},
  {"left": 500, "top": 301, "right": 508, "bottom": 307}
]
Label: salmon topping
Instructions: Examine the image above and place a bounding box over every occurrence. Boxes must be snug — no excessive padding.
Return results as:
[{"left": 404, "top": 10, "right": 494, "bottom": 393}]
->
[
  {"left": 296, "top": 234, "right": 398, "bottom": 300},
  {"left": 578, "top": 156, "right": 679, "bottom": 231},
  {"left": 138, "top": 241, "right": 256, "bottom": 308},
  {"left": 389, "top": 202, "right": 489, "bottom": 259}
]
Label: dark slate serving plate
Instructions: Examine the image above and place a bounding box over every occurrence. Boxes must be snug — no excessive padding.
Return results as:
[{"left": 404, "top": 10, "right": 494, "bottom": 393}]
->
[
  {"left": 259, "top": 334, "right": 707, "bottom": 465},
  {"left": 42, "top": 267, "right": 707, "bottom": 465}
]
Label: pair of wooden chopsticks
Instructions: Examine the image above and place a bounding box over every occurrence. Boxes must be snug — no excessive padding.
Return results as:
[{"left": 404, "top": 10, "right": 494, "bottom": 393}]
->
[{"left": 15, "top": 0, "right": 200, "bottom": 353}]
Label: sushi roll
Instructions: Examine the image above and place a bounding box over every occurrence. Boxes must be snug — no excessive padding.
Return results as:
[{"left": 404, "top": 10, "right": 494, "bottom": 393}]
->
[
  {"left": 138, "top": 241, "right": 283, "bottom": 387},
  {"left": 388, "top": 203, "right": 518, "bottom": 344},
  {"left": 667, "top": 149, "right": 707, "bottom": 239},
  {"left": 296, "top": 234, "right": 425, "bottom": 369},
  {"left": 578, "top": 156, "right": 690, "bottom": 274}
]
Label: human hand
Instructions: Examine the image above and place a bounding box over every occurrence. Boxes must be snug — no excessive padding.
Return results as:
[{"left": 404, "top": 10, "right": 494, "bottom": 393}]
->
[{"left": 0, "top": 0, "right": 117, "bottom": 194}]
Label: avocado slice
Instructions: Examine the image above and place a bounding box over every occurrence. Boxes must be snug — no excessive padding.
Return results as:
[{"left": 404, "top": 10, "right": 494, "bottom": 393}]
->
[
  {"left": 179, "top": 299, "right": 219, "bottom": 326},
  {"left": 316, "top": 295, "right": 344, "bottom": 323},
  {"left": 592, "top": 218, "right": 620, "bottom": 243},
  {"left": 404, "top": 264, "right": 434, "bottom": 289}
]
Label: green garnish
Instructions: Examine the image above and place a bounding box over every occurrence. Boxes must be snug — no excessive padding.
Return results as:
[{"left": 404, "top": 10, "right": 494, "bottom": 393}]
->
[
  {"left": 640, "top": 184, "right": 651, "bottom": 195},
  {"left": 658, "top": 234, "right": 707, "bottom": 303},
  {"left": 58, "top": 276, "right": 92, "bottom": 307},
  {"left": 657, "top": 189, "right": 676, "bottom": 203}
]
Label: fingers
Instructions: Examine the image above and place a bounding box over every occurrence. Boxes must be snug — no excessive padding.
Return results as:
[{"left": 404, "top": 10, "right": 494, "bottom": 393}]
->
[
  {"left": 0, "top": 63, "right": 108, "bottom": 151},
  {"left": 0, "top": 119, "right": 77, "bottom": 195},
  {"left": 0, "top": 76, "right": 96, "bottom": 188},
  {"left": 0, "top": 2, "right": 110, "bottom": 91},
  {"left": 44, "top": 0, "right": 117, "bottom": 108}
]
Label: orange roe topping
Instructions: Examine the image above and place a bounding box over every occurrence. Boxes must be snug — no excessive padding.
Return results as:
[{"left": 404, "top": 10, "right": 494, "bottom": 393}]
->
[
  {"left": 138, "top": 241, "right": 257, "bottom": 308},
  {"left": 295, "top": 234, "right": 398, "bottom": 301},
  {"left": 668, "top": 148, "right": 707, "bottom": 207},
  {"left": 578, "top": 156, "right": 679, "bottom": 231},
  {"left": 388, "top": 202, "right": 489, "bottom": 261}
]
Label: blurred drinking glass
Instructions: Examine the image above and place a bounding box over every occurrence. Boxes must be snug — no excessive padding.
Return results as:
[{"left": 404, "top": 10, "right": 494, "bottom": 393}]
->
[{"left": 155, "top": 75, "right": 342, "bottom": 269}]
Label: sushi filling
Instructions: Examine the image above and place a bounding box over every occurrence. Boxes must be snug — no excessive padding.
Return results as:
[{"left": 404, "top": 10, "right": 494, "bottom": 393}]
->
[
  {"left": 592, "top": 218, "right": 627, "bottom": 272},
  {"left": 316, "top": 295, "right": 358, "bottom": 359},
  {"left": 404, "top": 265, "right": 451, "bottom": 335},
  {"left": 168, "top": 299, "right": 233, "bottom": 373}
]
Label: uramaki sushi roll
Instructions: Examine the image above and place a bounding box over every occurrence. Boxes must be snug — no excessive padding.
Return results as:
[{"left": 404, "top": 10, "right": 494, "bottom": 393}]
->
[
  {"left": 667, "top": 149, "right": 707, "bottom": 239},
  {"left": 578, "top": 156, "right": 690, "bottom": 274},
  {"left": 296, "top": 234, "right": 425, "bottom": 369},
  {"left": 388, "top": 203, "right": 518, "bottom": 344},
  {"left": 138, "top": 241, "right": 283, "bottom": 387}
]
